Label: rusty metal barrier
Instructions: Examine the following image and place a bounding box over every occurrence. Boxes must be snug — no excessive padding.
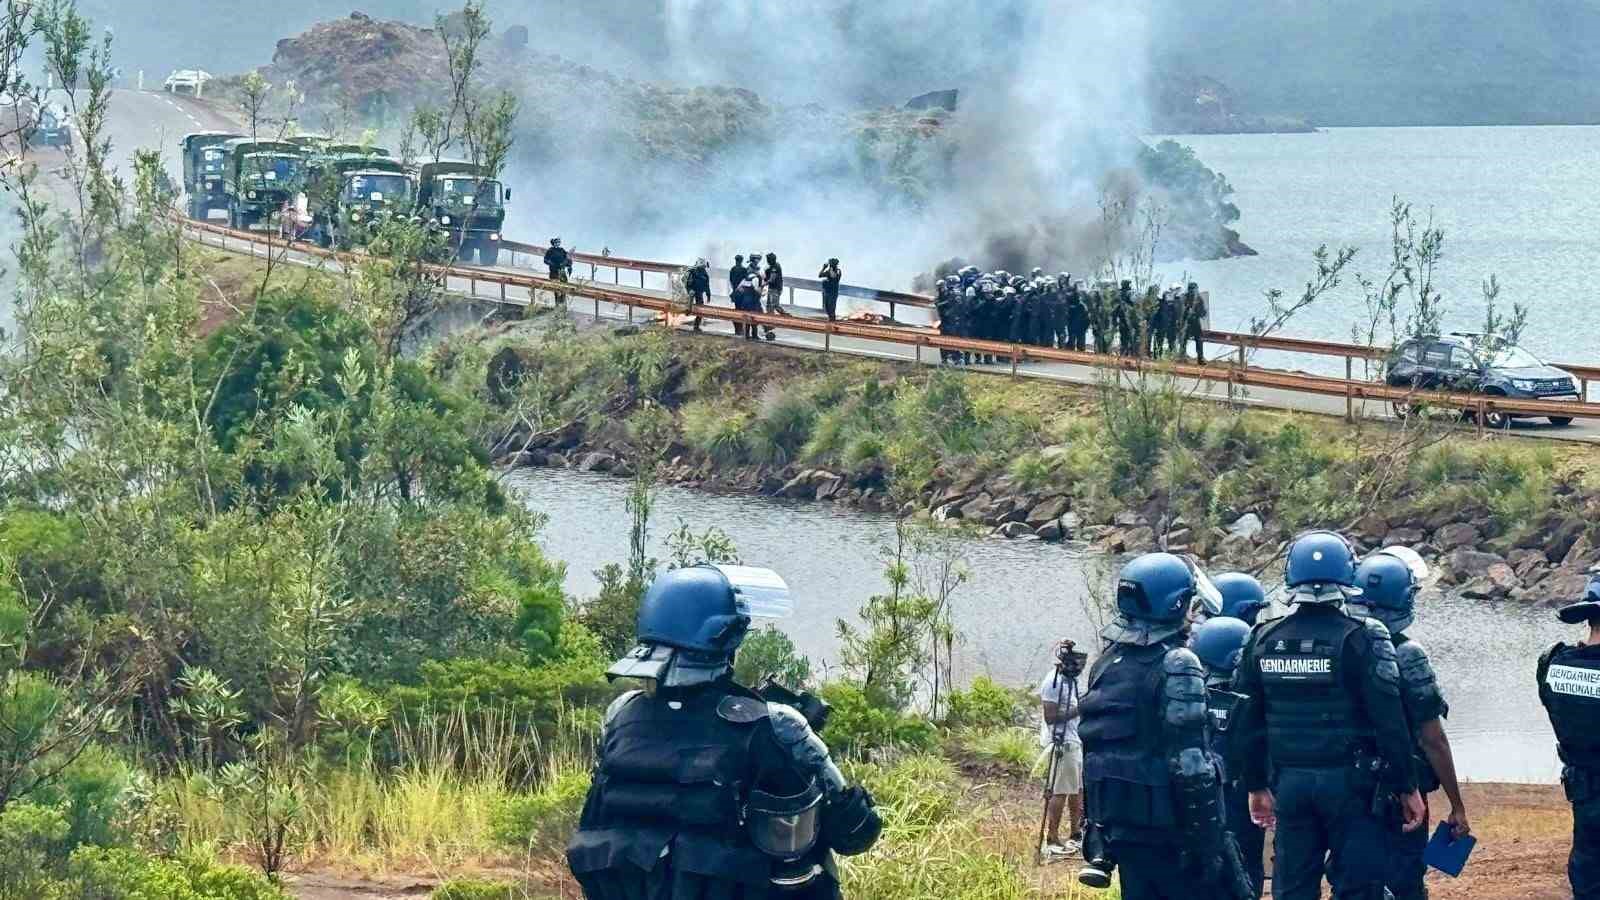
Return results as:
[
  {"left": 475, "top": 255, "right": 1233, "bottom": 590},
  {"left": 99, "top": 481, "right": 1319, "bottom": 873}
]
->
[{"left": 179, "top": 216, "right": 1600, "bottom": 428}]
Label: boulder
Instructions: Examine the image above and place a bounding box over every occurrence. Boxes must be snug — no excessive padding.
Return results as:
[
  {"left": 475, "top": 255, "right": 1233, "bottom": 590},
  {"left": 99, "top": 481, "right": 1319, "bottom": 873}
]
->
[
  {"left": 996, "top": 521, "right": 1032, "bottom": 539},
  {"left": 1114, "top": 510, "right": 1147, "bottom": 528},
  {"left": 544, "top": 452, "right": 569, "bottom": 468},
  {"left": 932, "top": 503, "right": 961, "bottom": 521},
  {"left": 1165, "top": 526, "right": 1194, "bottom": 548},
  {"left": 1540, "top": 571, "right": 1592, "bottom": 605},
  {"left": 1433, "top": 523, "right": 1482, "bottom": 552},
  {"left": 1564, "top": 536, "right": 1596, "bottom": 570},
  {"left": 1486, "top": 563, "right": 1520, "bottom": 595},
  {"left": 1460, "top": 578, "right": 1508, "bottom": 601},
  {"left": 930, "top": 486, "right": 969, "bottom": 510},
  {"left": 960, "top": 493, "right": 996, "bottom": 521},
  {"left": 815, "top": 477, "right": 847, "bottom": 502},
  {"left": 1544, "top": 519, "right": 1587, "bottom": 564},
  {"left": 1026, "top": 496, "right": 1071, "bottom": 529},
  {"left": 577, "top": 452, "right": 616, "bottom": 473},
  {"left": 1122, "top": 526, "right": 1157, "bottom": 553},
  {"left": 779, "top": 472, "right": 817, "bottom": 499},
  {"left": 1385, "top": 527, "right": 1426, "bottom": 548},
  {"left": 1443, "top": 549, "right": 1505, "bottom": 584},
  {"left": 1509, "top": 548, "right": 1549, "bottom": 579},
  {"left": 1035, "top": 520, "right": 1065, "bottom": 541},
  {"left": 1228, "top": 513, "right": 1264, "bottom": 540},
  {"left": 1352, "top": 512, "right": 1390, "bottom": 543},
  {"left": 1060, "top": 512, "right": 1083, "bottom": 538}
]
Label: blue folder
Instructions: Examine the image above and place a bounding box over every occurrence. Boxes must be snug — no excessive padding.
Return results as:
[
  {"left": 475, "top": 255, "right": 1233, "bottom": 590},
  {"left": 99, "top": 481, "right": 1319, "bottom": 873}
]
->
[{"left": 1423, "top": 820, "right": 1476, "bottom": 877}]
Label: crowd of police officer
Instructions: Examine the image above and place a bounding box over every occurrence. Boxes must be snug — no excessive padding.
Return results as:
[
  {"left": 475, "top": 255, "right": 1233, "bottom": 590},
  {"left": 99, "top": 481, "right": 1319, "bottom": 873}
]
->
[
  {"left": 562, "top": 526, "right": 1600, "bottom": 899},
  {"left": 933, "top": 268, "right": 1210, "bottom": 366}
]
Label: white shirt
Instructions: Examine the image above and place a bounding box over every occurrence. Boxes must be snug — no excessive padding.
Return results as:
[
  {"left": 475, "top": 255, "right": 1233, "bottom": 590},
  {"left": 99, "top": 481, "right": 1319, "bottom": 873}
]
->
[{"left": 1037, "top": 669, "right": 1082, "bottom": 747}]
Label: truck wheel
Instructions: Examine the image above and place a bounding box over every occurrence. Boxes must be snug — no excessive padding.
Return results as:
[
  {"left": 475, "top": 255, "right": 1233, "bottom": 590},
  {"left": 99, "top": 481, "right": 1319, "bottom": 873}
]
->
[{"left": 480, "top": 241, "right": 500, "bottom": 267}]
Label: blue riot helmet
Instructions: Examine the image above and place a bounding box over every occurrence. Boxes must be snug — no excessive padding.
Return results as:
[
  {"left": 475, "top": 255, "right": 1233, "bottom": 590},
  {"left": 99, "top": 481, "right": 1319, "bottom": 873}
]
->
[
  {"left": 1284, "top": 530, "right": 1361, "bottom": 603},
  {"left": 1353, "top": 551, "right": 1419, "bottom": 634},
  {"left": 1116, "top": 552, "right": 1197, "bottom": 623},
  {"left": 1214, "top": 572, "right": 1268, "bottom": 624},
  {"left": 1557, "top": 567, "right": 1600, "bottom": 624},
  {"left": 1190, "top": 616, "right": 1252, "bottom": 682},
  {"left": 608, "top": 565, "right": 792, "bottom": 687}
]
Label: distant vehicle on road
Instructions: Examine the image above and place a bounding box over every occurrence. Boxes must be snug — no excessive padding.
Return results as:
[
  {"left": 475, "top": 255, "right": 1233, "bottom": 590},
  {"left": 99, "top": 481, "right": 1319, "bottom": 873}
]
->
[
  {"left": 163, "top": 70, "right": 211, "bottom": 95},
  {"left": 181, "top": 131, "right": 243, "bottom": 220},
  {"left": 416, "top": 160, "right": 508, "bottom": 265},
  {"left": 220, "top": 138, "right": 306, "bottom": 230},
  {"left": 1387, "top": 332, "right": 1581, "bottom": 427},
  {"left": 30, "top": 107, "right": 71, "bottom": 147}
]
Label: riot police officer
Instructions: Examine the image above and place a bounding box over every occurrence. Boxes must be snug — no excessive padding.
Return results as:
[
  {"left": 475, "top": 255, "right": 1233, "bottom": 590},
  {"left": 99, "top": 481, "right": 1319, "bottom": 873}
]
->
[
  {"left": 1192, "top": 616, "right": 1264, "bottom": 899},
  {"left": 1184, "top": 282, "right": 1208, "bottom": 364},
  {"left": 1116, "top": 280, "right": 1138, "bottom": 357},
  {"left": 936, "top": 275, "right": 962, "bottom": 365},
  {"left": 1538, "top": 570, "right": 1600, "bottom": 900},
  {"left": 1078, "top": 553, "right": 1235, "bottom": 900},
  {"left": 567, "top": 566, "right": 882, "bottom": 899},
  {"left": 1064, "top": 277, "right": 1090, "bottom": 352},
  {"left": 1348, "top": 548, "right": 1470, "bottom": 900},
  {"left": 545, "top": 238, "right": 573, "bottom": 307},
  {"left": 1214, "top": 573, "right": 1268, "bottom": 626},
  {"left": 1232, "top": 531, "right": 1425, "bottom": 900}
]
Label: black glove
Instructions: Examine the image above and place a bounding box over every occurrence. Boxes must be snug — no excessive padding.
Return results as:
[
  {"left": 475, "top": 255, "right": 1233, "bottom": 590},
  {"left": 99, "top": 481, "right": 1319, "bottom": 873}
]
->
[{"left": 821, "top": 785, "right": 882, "bottom": 856}]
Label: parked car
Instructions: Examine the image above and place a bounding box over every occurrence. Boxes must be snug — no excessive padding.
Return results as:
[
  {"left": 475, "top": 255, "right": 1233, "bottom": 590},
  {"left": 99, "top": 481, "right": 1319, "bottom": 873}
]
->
[{"left": 1386, "top": 332, "right": 1580, "bottom": 428}]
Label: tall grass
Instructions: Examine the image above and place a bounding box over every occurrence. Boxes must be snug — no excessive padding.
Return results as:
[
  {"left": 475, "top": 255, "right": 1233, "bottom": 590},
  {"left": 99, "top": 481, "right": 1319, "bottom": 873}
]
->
[{"left": 167, "top": 705, "right": 594, "bottom": 874}]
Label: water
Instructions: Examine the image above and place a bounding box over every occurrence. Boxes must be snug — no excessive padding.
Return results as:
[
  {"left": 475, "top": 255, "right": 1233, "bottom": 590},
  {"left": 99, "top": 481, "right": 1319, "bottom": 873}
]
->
[
  {"left": 1164, "top": 126, "right": 1600, "bottom": 375},
  {"left": 513, "top": 468, "right": 1571, "bottom": 784}
]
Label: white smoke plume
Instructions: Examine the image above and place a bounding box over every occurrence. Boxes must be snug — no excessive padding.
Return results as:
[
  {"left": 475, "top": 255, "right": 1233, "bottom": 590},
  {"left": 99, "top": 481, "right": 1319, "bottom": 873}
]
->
[{"left": 501, "top": 0, "right": 1159, "bottom": 289}]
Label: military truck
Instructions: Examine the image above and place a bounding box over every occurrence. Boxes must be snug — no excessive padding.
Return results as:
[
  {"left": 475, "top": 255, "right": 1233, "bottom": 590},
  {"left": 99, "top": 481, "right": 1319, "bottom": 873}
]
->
[
  {"left": 221, "top": 139, "right": 306, "bottom": 230},
  {"left": 305, "top": 156, "right": 412, "bottom": 248},
  {"left": 325, "top": 142, "right": 391, "bottom": 159},
  {"left": 414, "top": 160, "right": 509, "bottom": 265},
  {"left": 285, "top": 133, "right": 331, "bottom": 156},
  {"left": 180, "top": 131, "right": 242, "bottom": 220}
]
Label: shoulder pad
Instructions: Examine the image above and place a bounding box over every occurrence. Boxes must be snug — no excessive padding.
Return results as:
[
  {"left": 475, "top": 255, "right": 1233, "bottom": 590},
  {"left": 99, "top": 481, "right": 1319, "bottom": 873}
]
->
[
  {"left": 1361, "top": 616, "right": 1394, "bottom": 642},
  {"left": 716, "top": 695, "right": 770, "bottom": 725},
  {"left": 767, "top": 702, "right": 816, "bottom": 747},
  {"left": 1163, "top": 646, "right": 1204, "bottom": 677},
  {"left": 1395, "top": 637, "right": 1431, "bottom": 668},
  {"left": 603, "top": 690, "right": 643, "bottom": 728}
]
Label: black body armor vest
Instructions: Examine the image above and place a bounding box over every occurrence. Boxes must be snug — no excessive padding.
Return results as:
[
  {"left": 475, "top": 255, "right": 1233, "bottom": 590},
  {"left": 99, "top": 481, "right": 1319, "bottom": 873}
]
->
[
  {"left": 1080, "top": 642, "right": 1179, "bottom": 838},
  {"left": 1253, "top": 609, "right": 1373, "bottom": 768},
  {"left": 1540, "top": 643, "right": 1600, "bottom": 770}
]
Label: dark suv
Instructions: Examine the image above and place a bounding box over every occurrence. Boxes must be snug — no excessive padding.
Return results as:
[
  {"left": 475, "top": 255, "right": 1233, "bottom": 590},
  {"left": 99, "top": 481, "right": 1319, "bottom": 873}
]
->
[{"left": 1386, "top": 333, "right": 1580, "bottom": 428}]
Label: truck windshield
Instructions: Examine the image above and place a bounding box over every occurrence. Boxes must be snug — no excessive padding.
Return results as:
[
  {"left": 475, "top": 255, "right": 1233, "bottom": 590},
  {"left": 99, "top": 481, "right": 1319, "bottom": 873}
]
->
[
  {"left": 242, "top": 154, "right": 303, "bottom": 184},
  {"left": 344, "top": 173, "right": 411, "bottom": 203},
  {"left": 439, "top": 176, "right": 502, "bottom": 206}
]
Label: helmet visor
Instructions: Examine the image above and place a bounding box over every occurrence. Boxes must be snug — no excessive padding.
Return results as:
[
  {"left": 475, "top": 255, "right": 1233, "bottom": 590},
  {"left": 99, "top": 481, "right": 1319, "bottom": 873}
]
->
[
  {"left": 716, "top": 565, "right": 793, "bottom": 619},
  {"left": 1182, "top": 556, "right": 1225, "bottom": 617},
  {"left": 1377, "top": 545, "right": 1430, "bottom": 583}
]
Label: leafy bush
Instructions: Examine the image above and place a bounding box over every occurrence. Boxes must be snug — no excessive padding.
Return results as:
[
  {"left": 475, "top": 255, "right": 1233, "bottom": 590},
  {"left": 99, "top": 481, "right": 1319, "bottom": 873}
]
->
[
  {"left": 818, "top": 682, "right": 936, "bottom": 757},
  {"left": 0, "top": 802, "right": 69, "bottom": 899},
  {"left": 67, "top": 847, "right": 289, "bottom": 900},
  {"left": 387, "top": 657, "right": 612, "bottom": 736},
  {"left": 733, "top": 625, "right": 813, "bottom": 688},
  {"left": 488, "top": 768, "right": 591, "bottom": 851},
  {"left": 953, "top": 727, "right": 1037, "bottom": 776},
  {"left": 28, "top": 744, "right": 136, "bottom": 853},
  {"left": 942, "top": 677, "right": 1021, "bottom": 730},
  {"left": 748, "top": 384, "right": 818, "bottom": 466}
]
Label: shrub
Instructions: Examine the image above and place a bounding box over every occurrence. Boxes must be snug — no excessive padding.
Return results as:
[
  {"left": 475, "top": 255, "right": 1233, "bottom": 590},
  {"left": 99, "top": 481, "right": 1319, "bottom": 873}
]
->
[
  {"left": 953, "top": 727, "right": 1037, "bottom": 776},
  {"left": 28, "top": 744, "right": 136, "bottom": 853},
  {"left": 488, "top": 768, "right": 591, "bottom": 852},
  {"left": 67, "top": 847, "right": 289, "bottom": 900},
  {"left": 748, "top": 384, "right": 818, "bottom": 466},
  {"left": 818, "top": 682, "right": 936, "bottom": 757},
  {"left": 733, "top": 625, "right": 813, "bottom": 688},
  {"left": 680, "top": 401, "right": 750, "bottom": 465},
  {"left": 943, "top": 677, "right": 1021, "bottom": 730},
  {"left": 0, "top": 802, "right": 69, "bottom": 899},
  {"left": 431, "top": 879, "right": 522, "bottom": 900},
  {"left": 386, "top": 657, "right": 612, "bottom": 738}
]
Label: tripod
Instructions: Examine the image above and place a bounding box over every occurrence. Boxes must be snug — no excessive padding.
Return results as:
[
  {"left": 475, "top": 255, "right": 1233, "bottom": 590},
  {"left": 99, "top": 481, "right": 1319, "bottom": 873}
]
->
[{"left": 1035, "top": 665, "right": 1082, "bottom": 865}]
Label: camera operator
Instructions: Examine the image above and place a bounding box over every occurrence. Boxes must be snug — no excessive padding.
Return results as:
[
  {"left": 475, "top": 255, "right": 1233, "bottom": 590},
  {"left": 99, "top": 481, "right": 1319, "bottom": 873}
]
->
[{"left": 1039, "top": 639, "right": 1088, "bottom": 858}]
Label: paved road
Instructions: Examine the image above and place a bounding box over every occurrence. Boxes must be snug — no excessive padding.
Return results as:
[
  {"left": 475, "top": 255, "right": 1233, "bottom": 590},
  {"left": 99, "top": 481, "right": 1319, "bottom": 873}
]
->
[{"left": 95, "top": 88, "right": 1597, "bottom": 444}]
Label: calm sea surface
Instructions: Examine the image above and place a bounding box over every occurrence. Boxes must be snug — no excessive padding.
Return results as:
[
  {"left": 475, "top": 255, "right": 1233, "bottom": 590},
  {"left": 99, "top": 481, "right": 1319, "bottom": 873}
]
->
[
  {"left": 513, "top": 469, "right": 1569, "bottom": 784},
  {"left": 1168, "top": 125, "right": 1600, "bottom": 373}
]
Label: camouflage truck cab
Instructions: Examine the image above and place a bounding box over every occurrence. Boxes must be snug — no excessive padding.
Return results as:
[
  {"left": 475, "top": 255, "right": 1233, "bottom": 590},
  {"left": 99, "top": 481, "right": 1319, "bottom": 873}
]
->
[
  {"left": 221, "top": 139, "right": 307, "bottom": 230},
  {"left": 414, "top": 160, "right": 509, "bottom": 266},
  {"left": 180, "top": 131, "right": 242, "bottom": 220},
  {"left": 306, "top": 156, "right": 411, "bottom": 248}
]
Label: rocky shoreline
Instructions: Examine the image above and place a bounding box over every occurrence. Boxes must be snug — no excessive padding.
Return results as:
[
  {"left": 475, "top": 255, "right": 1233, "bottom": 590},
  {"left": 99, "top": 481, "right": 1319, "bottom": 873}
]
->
[{"left": 496, "top": 434, "right": 1587, "bottom": 610}]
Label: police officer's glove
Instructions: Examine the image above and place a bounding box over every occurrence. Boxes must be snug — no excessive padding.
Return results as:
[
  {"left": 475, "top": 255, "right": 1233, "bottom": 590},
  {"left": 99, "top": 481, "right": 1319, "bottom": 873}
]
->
[{"left": 821, "top": 785, "right": 882, "bottom": 856}]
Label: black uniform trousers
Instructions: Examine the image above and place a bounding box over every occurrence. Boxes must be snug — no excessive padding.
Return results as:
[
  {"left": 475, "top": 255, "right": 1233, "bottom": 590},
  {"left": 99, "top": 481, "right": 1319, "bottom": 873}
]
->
[
  {"left": 1571, "top": 766, "right": 1600, "bottom": 900},
  {"left": 1114, "top": 842, "right": 1222, "bottom": 900},
  {"left": 1272, "top": 766, "right": 1390, "bottom": 900},
  {"left": 1225, "top": 781, "right": 1266, "bottom": 899}
]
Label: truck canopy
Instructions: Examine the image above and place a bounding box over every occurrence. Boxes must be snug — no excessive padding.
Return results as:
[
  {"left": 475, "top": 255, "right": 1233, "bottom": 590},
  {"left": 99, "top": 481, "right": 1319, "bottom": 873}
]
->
[
  {"left": 327, "top": 142, "right": 391, "bottom": 158},
  {"left": 223, "top": 139, "right": 306, "bottom": 184}
]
